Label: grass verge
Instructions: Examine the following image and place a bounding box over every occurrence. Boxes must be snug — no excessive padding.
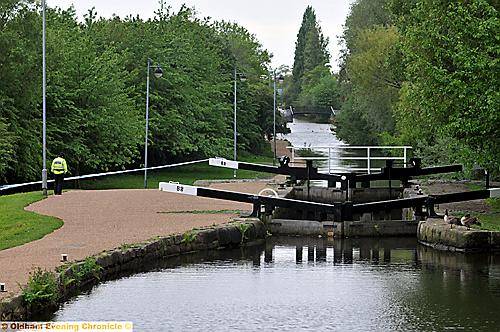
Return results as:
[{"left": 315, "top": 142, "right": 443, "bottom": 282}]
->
[
  {"left": 473, "top": 198, "right": 500, "bottom": 231},
  {"left": 79, "top": 154, "right": 274, "bottom": 190},
  {"left": 0, "top": 192, "right": 63, "bottom": 251}
]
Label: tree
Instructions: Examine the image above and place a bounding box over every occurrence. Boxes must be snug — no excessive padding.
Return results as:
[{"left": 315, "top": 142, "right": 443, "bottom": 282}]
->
[
  {"left": 0, "top": 0, "right": 42, "bottom": 182},
  {"left": 336, "top": 0, "right": 401, "bottom": 145},
  {"left": 0, "top": 1, "right": 277, "bottom": 184},
  {"left": 393, "top": 0, "right": 499, "bottom": 174},
  {"left": 288, "top": 6, "right": 329, "bottom": 103}
]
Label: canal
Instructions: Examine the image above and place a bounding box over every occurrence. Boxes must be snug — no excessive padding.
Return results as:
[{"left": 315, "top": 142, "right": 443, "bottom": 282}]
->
[
  {"left": 49, "top": 116, "right": 499, "bottom": 330},
  {"left": 281, "top": 114, "right": 404, "bottom": 178},
  {"left": 51, "top": 238, "right": 500, "bottom": 331}
]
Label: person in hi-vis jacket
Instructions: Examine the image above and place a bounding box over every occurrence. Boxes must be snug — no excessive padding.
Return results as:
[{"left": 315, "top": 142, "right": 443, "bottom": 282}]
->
[{"left": 51, "top": 152, "right": 68, "bottom": 195}]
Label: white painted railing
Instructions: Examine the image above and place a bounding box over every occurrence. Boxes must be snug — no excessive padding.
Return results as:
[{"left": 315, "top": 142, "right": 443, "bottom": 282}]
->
[{"left": 287, "top": 146, "right": 412, "bottom": 174}]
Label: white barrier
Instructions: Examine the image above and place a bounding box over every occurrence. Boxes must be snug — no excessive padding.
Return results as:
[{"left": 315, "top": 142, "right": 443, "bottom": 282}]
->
[
  {"left": 0, "top": 159, "right": 208, "bottom": 192},
  {"left": 159, "top": 182, "right": 198, "bottom": 196},
  {"left": 208, "top": 157, "right": 239, "bottom": 169}
]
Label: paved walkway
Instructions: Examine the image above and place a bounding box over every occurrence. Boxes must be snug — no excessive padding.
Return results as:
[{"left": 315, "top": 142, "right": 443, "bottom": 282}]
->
[{"left": 0, "top": 181, "right": 270, "bottom": 299}]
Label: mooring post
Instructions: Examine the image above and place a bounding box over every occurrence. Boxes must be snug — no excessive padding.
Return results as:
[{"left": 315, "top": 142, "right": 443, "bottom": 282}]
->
[
  {"left": 250, "top": 196, "right": 261, "bottom": 218},
  {"left": 485, "top": 169, "right": 490, "bottom": 189},
  {"left": 425, "top": 197, "right": 438, "bottom": 218}
]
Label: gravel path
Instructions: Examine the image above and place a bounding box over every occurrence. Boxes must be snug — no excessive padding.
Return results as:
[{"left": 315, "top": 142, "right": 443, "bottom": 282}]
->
[{"left": 0, "top": 181, "right": 270, "bottom": 298}]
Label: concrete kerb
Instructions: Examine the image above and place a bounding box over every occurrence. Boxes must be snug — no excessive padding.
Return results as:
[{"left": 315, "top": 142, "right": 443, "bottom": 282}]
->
[
  {"left": 418, "top": 218, "right": 500, "bottom": 252},
  {"left": 0, "top": 218, "right": 265, "bottom": 321}
]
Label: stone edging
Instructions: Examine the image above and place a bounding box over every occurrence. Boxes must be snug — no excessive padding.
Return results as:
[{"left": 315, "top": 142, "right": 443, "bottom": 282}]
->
[
  {"left": 0, "top": 218, "right": 265, "bottom": 321},
  {"left": 417, "top": 219, "right": 500, "bottom": 252}
]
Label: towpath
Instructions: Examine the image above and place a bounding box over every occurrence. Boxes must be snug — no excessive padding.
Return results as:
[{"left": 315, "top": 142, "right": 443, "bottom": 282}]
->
[{"left": 0, "top": 181, "right": 271, "bottom": 299}]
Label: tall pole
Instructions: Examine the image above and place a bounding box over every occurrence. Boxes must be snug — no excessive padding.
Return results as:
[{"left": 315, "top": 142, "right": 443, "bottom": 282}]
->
[
  {"left": 273, "top": 71, "right": 277, "bottom": 165},
  {"left": 41, "top": 0, "right": 47, "bottom": 196},
  {"left": 144, "top": 59, "right": 151, "bottom": 189},
  {"left": 233, "top": 67, "right": 237, "bottom": 178}
]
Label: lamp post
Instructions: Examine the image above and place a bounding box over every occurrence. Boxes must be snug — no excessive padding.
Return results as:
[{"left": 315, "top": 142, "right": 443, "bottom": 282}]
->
[
  {"left": 272, "top": 71, "right": 284, "bottom": 164},
  {"left": 144, "top": 58, "right": 163, "bottom": 189},
  {"left": 41, "top": 0, "right": 47, "bottom": 196},
  {"left": 233, "top": 68, "right": 246, "bottom": 178}
]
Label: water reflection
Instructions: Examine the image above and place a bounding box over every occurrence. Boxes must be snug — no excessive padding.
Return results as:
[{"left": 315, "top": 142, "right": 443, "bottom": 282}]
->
[{"left": 51, "top": 238, "right": 500, "bottom": 331}]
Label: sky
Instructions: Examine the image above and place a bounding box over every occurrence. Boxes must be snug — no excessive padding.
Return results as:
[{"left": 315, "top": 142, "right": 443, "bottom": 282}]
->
[{"left": 48, "top": 0, "right": 354, "bottom": 71}]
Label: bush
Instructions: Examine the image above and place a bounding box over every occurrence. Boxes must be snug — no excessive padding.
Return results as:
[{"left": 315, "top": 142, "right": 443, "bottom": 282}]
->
[{"left": 21, "top": 268, "right": 59, "bottom": 307}]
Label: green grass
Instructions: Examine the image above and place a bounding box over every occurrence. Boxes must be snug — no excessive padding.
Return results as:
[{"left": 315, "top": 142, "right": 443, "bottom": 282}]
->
[
  {"left": 0, "top": 192, "right": 63, "bottom": 251},
  {"left": 472, "top": 198, "right": 500, "bottom": 231},
  {"left": 80, "top": 154, "right": 275, "bottom": 190}
]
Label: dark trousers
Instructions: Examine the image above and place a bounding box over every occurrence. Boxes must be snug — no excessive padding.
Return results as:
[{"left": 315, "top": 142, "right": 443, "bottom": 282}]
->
[{"left": 54, "top": 174, "right": 64, "bottom": 195}]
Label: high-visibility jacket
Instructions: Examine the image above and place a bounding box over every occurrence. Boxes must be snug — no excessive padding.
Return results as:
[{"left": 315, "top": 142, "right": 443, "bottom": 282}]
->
[{"left": 51, "top": 157, "right": 68, "bottom": 175}]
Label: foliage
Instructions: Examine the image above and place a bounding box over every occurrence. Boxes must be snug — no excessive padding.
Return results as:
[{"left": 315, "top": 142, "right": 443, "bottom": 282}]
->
[
  {"left": 21, "top": 268, "right": 59, "bottom": 306},
  {"left": 0, "top": 192, "right": 63, "bottom": 251},
  {"left": 288, "top": 6, "right": 330, "bottom": 103},
  {"left": 69, "top": 257, "right": 102, "bottom": 283},
  {"left": 336, "top": 0, "right": 401, "bottom": 145},
  {"left": 296, "top": 65, "right": 341, "bottom": 110},
  {"left": 0, "top": 1, "right": 275, "bottom": 184},
  {"left": 391, "top": 0, "right": 499, "bottom": 176},
  {"left": 181, "top": 230, "right": 197, "bottom": 244},
  {"left": 237, "top": 223, "right": 251, "bottom": 243},
  {"left": 0, "top": 119, "right": 15, "bottom": 179},
  {"left": 337, "top": 0, "right": 497, "bottom": 179}
]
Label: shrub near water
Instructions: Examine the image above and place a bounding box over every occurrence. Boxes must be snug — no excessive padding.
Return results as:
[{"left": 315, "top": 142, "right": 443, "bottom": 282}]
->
[
  {"left": 21, "top": 268, "right": 59, "bottom": 307},
  {"left": 60, "top": 257, "right": 103, "bottom": 288}
]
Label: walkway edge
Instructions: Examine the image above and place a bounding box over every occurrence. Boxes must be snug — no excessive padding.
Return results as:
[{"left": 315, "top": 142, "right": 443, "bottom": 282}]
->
[
  {"left": 417, "top": 219, "right": 500, "bottom": 252},
  {"left": 0, "top": 218, "right": 265, "bottom": 321}
]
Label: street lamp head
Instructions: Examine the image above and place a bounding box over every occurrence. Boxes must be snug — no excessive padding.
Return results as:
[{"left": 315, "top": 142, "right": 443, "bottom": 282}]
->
[
  {"left": 278, "top": 75, "right": 285, "bottom": 84},
  {"left": 153, "top": 65, "right": 163, "bottom": 79},
  {"left": 239, "top": 74, "right": 247, "bottom": 82}
]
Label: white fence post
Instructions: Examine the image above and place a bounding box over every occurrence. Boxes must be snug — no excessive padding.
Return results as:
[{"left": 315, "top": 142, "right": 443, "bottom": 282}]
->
[
  {"left": 367, "top": 147, "right": 371, "bottom": 174},
  {"left": 328, "top": 147, "right": 331, "bottom": 174},
  {"left": 403, "top": 147, "right": 407, "bottom": 168}
]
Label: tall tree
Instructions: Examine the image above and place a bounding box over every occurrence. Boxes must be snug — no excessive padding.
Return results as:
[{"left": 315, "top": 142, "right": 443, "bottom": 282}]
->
[{"left": 288, "top": 6, "right": 329, "bottom": 103}]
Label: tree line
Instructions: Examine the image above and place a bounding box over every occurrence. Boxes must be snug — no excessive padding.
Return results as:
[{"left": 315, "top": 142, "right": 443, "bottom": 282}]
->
[
  {"left": 335, "top": 0, "right": 498, "bottom": 177},
  {"left": 0, "top": 0, "right": 277, "bottom": 183}
]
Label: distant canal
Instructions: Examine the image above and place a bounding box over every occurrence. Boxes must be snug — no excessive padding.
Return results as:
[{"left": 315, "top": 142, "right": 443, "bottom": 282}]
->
[
  {"left": 51, "top": 238, "right": 500, "bottom": 331},
  {"left": 281, "top": 114, "right": 403, "bottom": 185},
  {"left": 282, "top": 114, "right": 361, "bottom": 184}
]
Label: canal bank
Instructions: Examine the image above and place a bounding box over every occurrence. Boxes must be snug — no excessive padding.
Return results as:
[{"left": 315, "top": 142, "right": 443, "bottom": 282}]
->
[
  {"left": 0, "top": 180, "right": 270, "bottom": 300},
  {"left": 418, "top": 218, "right": 500, "bottom": 252},
  {"left": 0, "top": 218, "right": 266, "bottom": 320}
]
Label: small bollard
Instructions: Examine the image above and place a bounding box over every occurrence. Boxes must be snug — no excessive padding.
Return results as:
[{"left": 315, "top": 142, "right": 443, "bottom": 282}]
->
[
  {"left": 0, "top": 283, "right": 6, "bottom": 292},
  {"left": 61, "top": 254, "right": 68, "bottom": 262}
]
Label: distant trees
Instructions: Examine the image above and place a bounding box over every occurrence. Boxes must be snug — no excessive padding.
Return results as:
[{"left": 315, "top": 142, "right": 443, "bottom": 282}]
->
[
  {"left": 336, "top": 0, "right": 498, "bottom": 176},
  {"left": 336, "top": 0, "right": 399, "bottom": 145},
  {"left": 0, "top": 1, "right": 275, "bottom": 183},
  {"left": 285, "top": 6, "right": 339, "bottom": 110}
]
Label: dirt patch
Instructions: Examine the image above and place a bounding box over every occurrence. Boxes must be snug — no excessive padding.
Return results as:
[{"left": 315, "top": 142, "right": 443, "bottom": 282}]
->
[{"left": 417, "top": 180, "right": 496, "bottom": 214}]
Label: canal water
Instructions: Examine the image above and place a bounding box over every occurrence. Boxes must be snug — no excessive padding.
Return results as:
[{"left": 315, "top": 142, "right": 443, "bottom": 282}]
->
[
  {"left": 50, "top": 116, "right": 499, "bottom": 330},
  {"left": 51, "top": 238, "right": 500, "bottom": 331}
]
